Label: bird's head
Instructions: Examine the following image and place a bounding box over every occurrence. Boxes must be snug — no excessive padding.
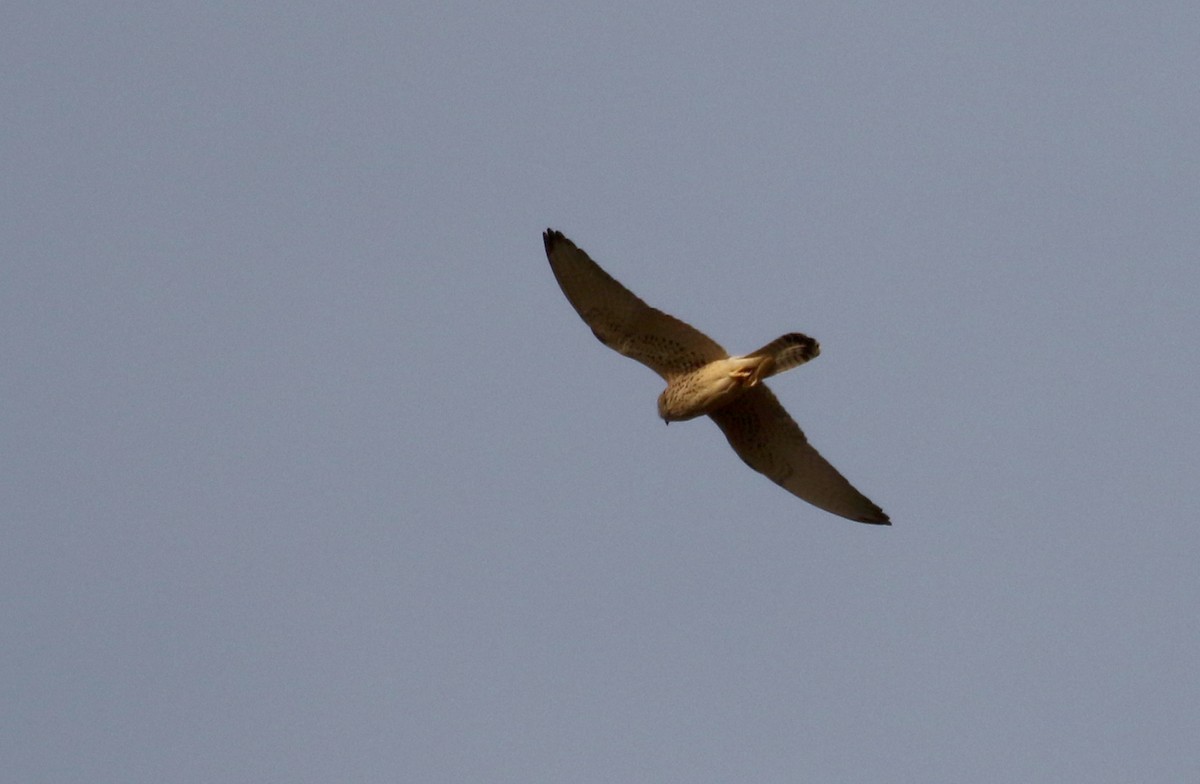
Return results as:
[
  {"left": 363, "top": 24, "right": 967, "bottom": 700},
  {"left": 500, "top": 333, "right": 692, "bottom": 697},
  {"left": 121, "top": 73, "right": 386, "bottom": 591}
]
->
[{"left": 656, "top": 389, "right": 679, "bottom": 424}]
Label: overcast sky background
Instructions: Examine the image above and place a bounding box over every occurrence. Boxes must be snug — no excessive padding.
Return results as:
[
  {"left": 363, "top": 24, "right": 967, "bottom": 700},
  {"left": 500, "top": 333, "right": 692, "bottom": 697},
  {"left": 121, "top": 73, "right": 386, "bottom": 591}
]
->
[{"left": 4, "top": 3, "right": 1199, "bottom": 782}]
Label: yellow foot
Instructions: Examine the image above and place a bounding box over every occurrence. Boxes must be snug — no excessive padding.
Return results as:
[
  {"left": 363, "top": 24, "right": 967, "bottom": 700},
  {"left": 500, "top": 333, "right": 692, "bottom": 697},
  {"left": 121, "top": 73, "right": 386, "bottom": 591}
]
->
[{"left": 730, "top": 367, "right": 761, "bottom": 388}]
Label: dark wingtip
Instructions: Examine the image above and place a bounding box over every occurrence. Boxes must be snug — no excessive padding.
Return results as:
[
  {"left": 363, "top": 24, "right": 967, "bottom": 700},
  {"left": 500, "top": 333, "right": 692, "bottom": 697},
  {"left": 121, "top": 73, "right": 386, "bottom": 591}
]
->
[
  {"left": 543, "top": 228, "right": 564, "bottom": 257},
  {"left": 858, "top": 512, "right": 891, "bottom": 526}
]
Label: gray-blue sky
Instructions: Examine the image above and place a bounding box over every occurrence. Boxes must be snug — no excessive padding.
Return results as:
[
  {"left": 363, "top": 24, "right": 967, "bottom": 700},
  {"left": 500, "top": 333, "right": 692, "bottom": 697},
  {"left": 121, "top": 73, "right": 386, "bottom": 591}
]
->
[{"left": 4, "top": 2, "right": 1198, "bottom": 781}]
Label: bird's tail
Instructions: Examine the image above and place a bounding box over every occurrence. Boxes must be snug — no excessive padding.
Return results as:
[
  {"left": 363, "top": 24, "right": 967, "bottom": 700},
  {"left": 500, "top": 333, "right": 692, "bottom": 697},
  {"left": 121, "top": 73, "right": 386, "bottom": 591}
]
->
[{"left": 743, "top": 333, "right": 820, "bottom": 380}]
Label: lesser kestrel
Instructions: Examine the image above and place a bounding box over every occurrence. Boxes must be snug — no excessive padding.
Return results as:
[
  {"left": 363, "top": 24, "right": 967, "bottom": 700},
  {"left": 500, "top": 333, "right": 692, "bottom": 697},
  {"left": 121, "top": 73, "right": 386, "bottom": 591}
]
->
[{"left": 544, "top": 229, "right": 889, "bottom": 525}]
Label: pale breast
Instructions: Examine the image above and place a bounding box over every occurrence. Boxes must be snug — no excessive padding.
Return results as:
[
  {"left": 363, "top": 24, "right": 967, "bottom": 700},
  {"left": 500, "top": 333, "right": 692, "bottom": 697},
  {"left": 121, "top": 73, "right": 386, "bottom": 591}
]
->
[{"left": 660, "top": 359, "right": 750, "bottom": 421}]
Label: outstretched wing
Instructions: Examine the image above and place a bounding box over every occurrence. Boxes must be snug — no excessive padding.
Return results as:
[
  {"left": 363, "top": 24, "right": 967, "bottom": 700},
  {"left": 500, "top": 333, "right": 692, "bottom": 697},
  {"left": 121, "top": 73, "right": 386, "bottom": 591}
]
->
[
  {"left": 709, "top": 386, "right": 890, "bottom": 524},
  {"left": 544, "top": 229, "right": 726, "bottom": 380}
]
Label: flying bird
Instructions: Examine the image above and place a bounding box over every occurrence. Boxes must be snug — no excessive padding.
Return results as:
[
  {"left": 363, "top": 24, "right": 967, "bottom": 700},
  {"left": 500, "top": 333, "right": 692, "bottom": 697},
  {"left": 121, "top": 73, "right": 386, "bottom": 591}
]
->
[{"left": 543, "top": 229, "right": 889, "bottom": 525}]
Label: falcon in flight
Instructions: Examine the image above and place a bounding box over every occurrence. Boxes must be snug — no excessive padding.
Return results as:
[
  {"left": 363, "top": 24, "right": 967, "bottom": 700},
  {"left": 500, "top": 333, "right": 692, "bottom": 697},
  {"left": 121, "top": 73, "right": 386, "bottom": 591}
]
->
[{"left": 543, "top": 229, "right": 889, "bottom": 525}]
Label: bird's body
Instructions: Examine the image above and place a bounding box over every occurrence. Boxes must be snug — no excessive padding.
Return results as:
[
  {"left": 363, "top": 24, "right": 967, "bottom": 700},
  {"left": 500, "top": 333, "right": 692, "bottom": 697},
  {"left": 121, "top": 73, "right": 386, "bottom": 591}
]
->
[
  {"left": 657, "top": 356, "right": 767, "bottom": 422},
  {"left": 543, "top": 229, "right": 889, "bottom": 525},
  {"left": 657, "top": 334, "right": 815, "bottom": 421}
]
